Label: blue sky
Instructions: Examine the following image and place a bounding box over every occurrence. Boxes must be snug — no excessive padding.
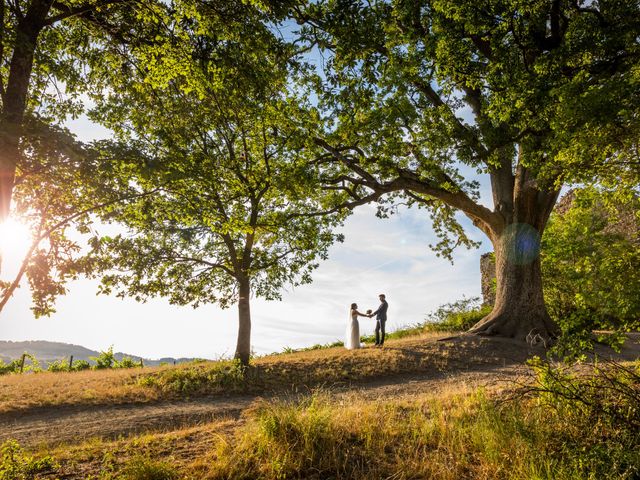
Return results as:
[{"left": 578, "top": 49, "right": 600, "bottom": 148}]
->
[{"left": 1, "top": 107, "right": 494, "bottom": 360}]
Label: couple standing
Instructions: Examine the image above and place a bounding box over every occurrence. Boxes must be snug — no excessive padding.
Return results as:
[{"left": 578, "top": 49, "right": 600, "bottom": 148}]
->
[{"left": 346, "top": 294, "right": 388, "bottom": 349}]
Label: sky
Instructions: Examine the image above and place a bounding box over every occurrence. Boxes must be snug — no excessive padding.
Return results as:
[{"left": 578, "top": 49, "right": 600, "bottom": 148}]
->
[{"left": 0, "top": 113, "right": 494, "bottom": 360}]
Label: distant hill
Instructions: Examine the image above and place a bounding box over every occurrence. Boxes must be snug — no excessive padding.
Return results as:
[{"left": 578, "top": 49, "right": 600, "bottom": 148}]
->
[{"left": 0, "top": 340, "right": 200, "bottom": 366}]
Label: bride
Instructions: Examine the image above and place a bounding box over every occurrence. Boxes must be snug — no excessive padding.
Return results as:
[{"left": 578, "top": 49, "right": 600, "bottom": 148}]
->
[{"left": 346, "top": 303, "right": 368, "bottom": 350}]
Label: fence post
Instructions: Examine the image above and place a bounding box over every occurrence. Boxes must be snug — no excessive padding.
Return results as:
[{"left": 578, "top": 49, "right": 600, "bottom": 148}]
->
[
  {"left": 140, "top": 358, "right": 144, "bottom": 368},
  {"left": 69, "top": 355, "right": 74, "bottom": 370},
  {"left": 20, "top": 353, "right": 26, "bottom": 373}
]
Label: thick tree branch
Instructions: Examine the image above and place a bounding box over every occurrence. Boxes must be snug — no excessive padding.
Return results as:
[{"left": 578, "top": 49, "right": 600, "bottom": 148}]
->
[
  {"left": 314, "top": 137, "right": 501, "bottom": 236},
  {"left": 44, "top": 0, "right": 129, "bottom": 26}
]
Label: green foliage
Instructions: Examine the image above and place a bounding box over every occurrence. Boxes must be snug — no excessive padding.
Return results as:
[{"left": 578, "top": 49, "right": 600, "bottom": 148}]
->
[
  {"left": 524, "top": 358, "right": 640, "bottom": 477},
  {"left": 0, "top": 359, "right": 23, "bottom": 376},
  {"left": 78, "top": 3, "right": 345, "bottom": 363},
  {"left": 91, "top": 347, "right": 117, "bottom": 370},
  {"left": 424, "top": 297, "right": 492, "bottom": 332},
  {"left": 296, "top": 0, "right": 640, "bottom": 262},
  {"left": 71, "top": 359, "right": 91, "bottom": 371},
  {"left": 0, "top": 354, "right": 40, "bottom": 375},
  {"left": 46, "top": 358, "right": 91, "bottom": 373},
  {"left": 116, "top": 357, "right": 141, "bottom": 369},
  {"left": 119, "top": 455, "right": 178, "bottom": 480},
  {"left": 139, "top": 359, "right": 245, "bottom": 395},
  {"left": 46, "top": 359, "right": 70, "bottom": 373},
  {"left": 0, "top": 440, "right": 58, "bottom": 479},
  {"left": 0, "top": 0, "right": 169, "bottom": 317},
  {"left": 542, "top": 187, "right": 640, "bottom": 355},
  {"left": 528, "top": 357, "right": 640, "bottom": 432},
  {"left": 90, "top": 347, "right": 140, "bottom": 370}
]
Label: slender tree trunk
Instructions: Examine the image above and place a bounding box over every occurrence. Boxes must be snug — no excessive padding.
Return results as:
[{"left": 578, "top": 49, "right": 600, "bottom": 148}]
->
[{"left": 234, "top": 275, "right": 252, "bottom": 366}]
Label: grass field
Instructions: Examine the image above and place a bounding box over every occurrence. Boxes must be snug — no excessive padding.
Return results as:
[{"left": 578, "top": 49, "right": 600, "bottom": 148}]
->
[
  {"left": 0, "top": 331, "right": 506, "bottom": 415},
  {"left": 13, "top": 370, "right": 639, "bottom": 480},
  {"left": 1, "top": 327, "right": 638, "bottom": 479}
]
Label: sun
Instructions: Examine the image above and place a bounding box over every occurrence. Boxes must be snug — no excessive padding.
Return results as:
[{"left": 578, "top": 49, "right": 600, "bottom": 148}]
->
[{"left": 0, "top": 217, "right": 33, "bottom": 261}]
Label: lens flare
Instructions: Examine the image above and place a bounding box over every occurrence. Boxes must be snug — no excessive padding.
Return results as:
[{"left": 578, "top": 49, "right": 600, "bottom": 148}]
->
[
  {"left": 503, "top": 223, "right": 541, "bottom": 265},
  {"left": 0, "top": 218, "right": 33, "bottom": 261}
]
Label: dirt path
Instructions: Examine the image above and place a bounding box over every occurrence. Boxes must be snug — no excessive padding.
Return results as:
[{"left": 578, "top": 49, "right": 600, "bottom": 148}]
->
[
  {"left": 1, "top": 334, "right": 636, "bottom": 448},
  {"left": 0, "top": 366, "right": 525, "bottom": 447}
]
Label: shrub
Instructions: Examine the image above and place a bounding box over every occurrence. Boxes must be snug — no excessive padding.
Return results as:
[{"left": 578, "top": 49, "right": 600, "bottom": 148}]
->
[
  {"left": 139, "top": 359, "right": 245, "bottom": 395},
  {"left": 520, "top": 357, "right": 640, "bottom": 478},
  {"left": 46, "top": 359, "right": 70, "bottom": 372},
  {"left": 0, "top": 354, "right": 40, "bottom": 375},
  {"left": 91, "top": 346, "right": 117, "bottom": 370},
  {"left": 0, "top": 440, "right": 58, "bottom": 479},
  {"left": 115, "top": 356, "right": 141, "bottom": 369},
  {"left": 71, "top": 359, "right": 91, "bottom": 371},
  {"left": 542, "top": 187, "right": 640, "bottom": 355},
  {"left": 424, "top": 296, "right": 492, "bottom": 332},
  {"left": 0, "top": 360, "right": 22, "bottom": 376}
]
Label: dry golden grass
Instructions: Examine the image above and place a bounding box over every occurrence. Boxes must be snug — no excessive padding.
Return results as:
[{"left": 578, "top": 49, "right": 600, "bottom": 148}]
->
[
  {"left": 0, "top": 365, "right": 168, "bottom": 414},
  {"left": 0, "top": 332, "right": 529, "bottom": 416},
  {"left": 38, "top": 385, "right": 483, "bottom": 479},
  {"left": 28, "top": 372, "right": 639, "bottom": 480},
  {"left": 4, "top": 334, "right": 638, "bottom": 479}
]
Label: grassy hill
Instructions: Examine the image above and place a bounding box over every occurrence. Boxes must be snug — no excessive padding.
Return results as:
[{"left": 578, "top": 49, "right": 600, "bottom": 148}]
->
[{"left": 0, "top": 329, "right": 638, "bottom": 479}]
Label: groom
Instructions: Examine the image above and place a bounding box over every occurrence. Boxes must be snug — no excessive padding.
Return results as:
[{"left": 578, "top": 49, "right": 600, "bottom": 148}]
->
[{"left": 370, "top": 294, "right": 388, "bottom": 346}]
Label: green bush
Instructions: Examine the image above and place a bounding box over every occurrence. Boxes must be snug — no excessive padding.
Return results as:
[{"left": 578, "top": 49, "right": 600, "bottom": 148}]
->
[
  {"left": 0, "top": 360, "right": 22, "bottom": 376},
  {"left": 424, "top": 297, "right": 492, "bottom": 332},
  {"left": 542, "top": 187, "right": 640, "bottom": 355},
  {"left": 0, "top": 440, "right": 58, "bottom": 479},
  {"left": 71, "top": 359, "right": 91, "bottom": 371},
  {"left": 139, "top": 359, "right": 245, "bottom": 395},
  {"left": 115, "top": 356, "right": 141, "bottom": 369},
  {"left": 91, "top": 346, "right": 117, "bottom": 370},
  {"left": 46, "top": 359, "right": 70, "bottom": 372},
  {"left": 0, "top": 354, "right": 40, "bottom": 375},
  {"left": 523, "top": 357, "right": 640, "bottom": 478}
]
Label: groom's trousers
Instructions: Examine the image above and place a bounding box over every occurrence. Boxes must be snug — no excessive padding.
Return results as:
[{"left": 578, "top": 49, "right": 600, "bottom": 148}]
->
[{"left": 375, "top": 319, "right": 386, "bottom": 345}]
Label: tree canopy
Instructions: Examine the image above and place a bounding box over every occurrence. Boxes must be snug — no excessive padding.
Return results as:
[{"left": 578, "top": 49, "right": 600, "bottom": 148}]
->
[
  {"left": 84, "top": 1, "right": 343, "bottom": 363},
  {"left": 294, "top": 0, "right": 640, "bottom": 340}
]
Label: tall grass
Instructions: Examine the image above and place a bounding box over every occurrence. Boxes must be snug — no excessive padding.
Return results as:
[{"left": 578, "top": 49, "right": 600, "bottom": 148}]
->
[{"left": 208, "top": 385, "right": 639, "bottom": 480}]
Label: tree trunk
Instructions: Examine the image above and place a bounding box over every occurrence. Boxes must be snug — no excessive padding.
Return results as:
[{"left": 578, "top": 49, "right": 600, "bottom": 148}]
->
[
  {"left": 234, "top": 275, "right": 252, "bottom": 366},
  {"left": 469, "top": 225, "right": 559, "bottom": 342},
  {"left": 1, "top": 3, "right": 49, "bottom": 223}
]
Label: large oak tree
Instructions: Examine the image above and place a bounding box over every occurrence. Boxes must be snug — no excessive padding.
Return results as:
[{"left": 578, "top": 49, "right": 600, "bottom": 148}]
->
[{"left": 298, "top": 0, "right": 640, "bottom": 341}]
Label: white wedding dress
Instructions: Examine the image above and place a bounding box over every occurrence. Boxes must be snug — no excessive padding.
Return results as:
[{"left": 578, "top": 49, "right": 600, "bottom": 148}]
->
[{"left": 345, "top": 309, "right": 361, "bottom": 349}]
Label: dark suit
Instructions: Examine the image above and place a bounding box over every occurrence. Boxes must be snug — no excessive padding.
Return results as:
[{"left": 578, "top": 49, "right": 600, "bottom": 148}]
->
[{"left": 372, "top": 300, "right": 388, "bottom": 345}]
